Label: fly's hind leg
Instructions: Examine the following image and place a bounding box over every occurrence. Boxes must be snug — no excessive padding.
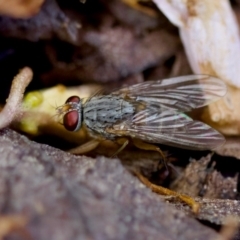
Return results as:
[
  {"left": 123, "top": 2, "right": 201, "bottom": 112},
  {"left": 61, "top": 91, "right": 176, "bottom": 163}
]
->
[
  {"left": 69, "top": 139, "right": 101, "bottom": 154},
  {"left": 134, "top": 171, "right": 199, "bottom": 214},
  {"left": 131, "top": 139, "right": 199, "bottom": 213}
]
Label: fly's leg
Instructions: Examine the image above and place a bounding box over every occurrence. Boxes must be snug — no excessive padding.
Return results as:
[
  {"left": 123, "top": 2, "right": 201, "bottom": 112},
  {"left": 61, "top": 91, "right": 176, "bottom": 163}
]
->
[
  {"left": 69, "top": 139, "right": 101, "bottom": 154},
  {"left": 111, "top": 138, "right": 129, "bottom": 157},
  {"left": 132, "top": 139, "right": 199, "bottom": 212},
  {"left": 132, "top": 138, "right": 168, "bottom": 169},
  {"left": 134, "top": 171, "right": 200, "bottom": 214}
]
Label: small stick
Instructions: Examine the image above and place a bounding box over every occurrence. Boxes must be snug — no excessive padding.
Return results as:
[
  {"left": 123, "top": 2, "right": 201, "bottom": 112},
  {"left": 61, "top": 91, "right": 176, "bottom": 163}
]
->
[{"left": 0, "top": 67, "right": 33, "bottom": 129}]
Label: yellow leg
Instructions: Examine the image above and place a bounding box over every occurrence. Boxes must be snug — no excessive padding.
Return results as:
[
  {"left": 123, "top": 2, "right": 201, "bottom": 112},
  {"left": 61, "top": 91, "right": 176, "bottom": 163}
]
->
[
  {"left": 134, "top": 171, "right": 200, "bottom": 214},
  {"left": 132, "top": 138, "right": 167, "bottom": 169},
  {"left": 132, "top": 138, "right": 165, "bottom": 158},
  {"left": 69, "top": 139, "right": 100, "bottom": 154},
  {"left": 111, "top": 138, "right": 129, "bottom": 157}
]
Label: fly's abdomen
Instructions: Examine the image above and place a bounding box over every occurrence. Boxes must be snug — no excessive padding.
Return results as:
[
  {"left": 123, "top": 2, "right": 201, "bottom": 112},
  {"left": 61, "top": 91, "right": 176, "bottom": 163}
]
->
[{"left": 83, "top": 95, "right": 135, "bottom": 138}]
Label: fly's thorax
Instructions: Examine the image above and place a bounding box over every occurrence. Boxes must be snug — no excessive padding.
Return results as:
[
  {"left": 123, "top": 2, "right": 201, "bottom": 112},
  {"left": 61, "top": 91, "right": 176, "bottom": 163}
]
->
[{"left": 83, "top": 95, "right": 135, "bottom": 138}]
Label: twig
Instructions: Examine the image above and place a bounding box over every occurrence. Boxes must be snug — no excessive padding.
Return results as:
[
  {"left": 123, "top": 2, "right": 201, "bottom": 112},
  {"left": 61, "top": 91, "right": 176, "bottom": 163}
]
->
[{"left": 0, "top": 67, "right": 33, "bottom": 129}]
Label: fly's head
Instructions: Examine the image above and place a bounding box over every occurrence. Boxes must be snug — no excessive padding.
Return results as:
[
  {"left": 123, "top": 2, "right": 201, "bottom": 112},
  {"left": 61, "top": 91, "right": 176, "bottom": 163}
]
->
[{"left": 56, "top": 96, "right": 82, "bottom": 131}]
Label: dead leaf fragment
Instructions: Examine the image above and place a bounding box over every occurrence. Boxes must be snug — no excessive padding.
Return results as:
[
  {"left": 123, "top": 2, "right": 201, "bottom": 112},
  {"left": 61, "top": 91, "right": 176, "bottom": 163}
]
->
[
  {"left": 0, "top": 215, "right": 29, "bottom": 239},
  {"left": 0, "top": 0, "right": 44, "bottom": 18},
  {"left": 171, "top": 154, "right": 238, "bottom": 200},
  {"left": 201, "top": 85, "right": 240, "bottom": 136},
  {"left": 122, "top": 0, "right": 158, "bottom": 17}
]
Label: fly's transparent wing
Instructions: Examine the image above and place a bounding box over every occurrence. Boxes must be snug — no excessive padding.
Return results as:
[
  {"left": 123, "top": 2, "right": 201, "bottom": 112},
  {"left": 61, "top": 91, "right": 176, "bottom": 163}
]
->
[
  {"left": 110, "top": 108, "right": 225, "bottom": 150},
  {"left": 113, "top": 75, "right": 226, "bottom": 112}
]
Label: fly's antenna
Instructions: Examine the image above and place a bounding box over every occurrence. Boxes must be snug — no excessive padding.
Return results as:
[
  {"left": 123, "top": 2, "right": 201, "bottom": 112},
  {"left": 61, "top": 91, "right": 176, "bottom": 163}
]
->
[{"left": 47, "top": 100, "right": 59, "bottom": 110}]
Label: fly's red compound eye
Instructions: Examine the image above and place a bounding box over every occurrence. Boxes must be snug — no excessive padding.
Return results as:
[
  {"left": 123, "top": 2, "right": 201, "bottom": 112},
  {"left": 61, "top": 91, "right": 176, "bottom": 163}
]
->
[
  {"left": 63, "top": 95, "right": 82, "bottom": 132},
  {"left": 65, "top": 96, "right": 81, "bottom": 104},
  {"left": 63, "top": 110, "right": 81, "bottom": 131}
]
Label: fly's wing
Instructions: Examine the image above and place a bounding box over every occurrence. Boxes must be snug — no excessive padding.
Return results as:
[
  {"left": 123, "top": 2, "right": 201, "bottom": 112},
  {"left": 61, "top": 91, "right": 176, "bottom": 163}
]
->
[
  {"left": 112, "top": 75, "right": 226, "bottom": 112},
  {"left": 108, "top": 75, "right": 226, "bottom": 150},
  {"left": 108, "top": 108, "right": 225, "bottom": 150}
]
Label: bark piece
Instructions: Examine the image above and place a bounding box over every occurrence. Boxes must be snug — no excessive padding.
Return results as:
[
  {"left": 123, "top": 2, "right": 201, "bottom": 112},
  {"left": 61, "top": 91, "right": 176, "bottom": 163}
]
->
[
  {"left": 175, "top": 198, "right": 240, "bottom": 225},
  {"left": 0, "top": 128, "right": 220, "bottom": 240}
]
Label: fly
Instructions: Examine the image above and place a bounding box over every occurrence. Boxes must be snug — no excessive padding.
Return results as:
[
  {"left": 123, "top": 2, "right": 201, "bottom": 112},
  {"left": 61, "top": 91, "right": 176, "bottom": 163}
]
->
[{"left": 56, "top": 75, "right": 226, "bottom": 152}]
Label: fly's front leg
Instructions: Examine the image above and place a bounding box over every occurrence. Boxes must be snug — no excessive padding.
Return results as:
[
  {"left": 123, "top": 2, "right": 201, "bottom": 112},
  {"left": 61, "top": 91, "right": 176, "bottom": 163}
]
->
[
  {"left": 69, "top": 139, "right": 101, "bottom": 154},
  {"left": 69, "top": 137, "right": 129, "bottom": 156},
  {"left": 111, "top": 138, "right": 129, "bottom": 157}
]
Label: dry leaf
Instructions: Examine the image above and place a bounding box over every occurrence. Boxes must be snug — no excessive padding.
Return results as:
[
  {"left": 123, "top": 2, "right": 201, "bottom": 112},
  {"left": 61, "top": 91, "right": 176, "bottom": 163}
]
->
[{"left": 153, "top": 0, "right": 240, "bottom": 135}]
